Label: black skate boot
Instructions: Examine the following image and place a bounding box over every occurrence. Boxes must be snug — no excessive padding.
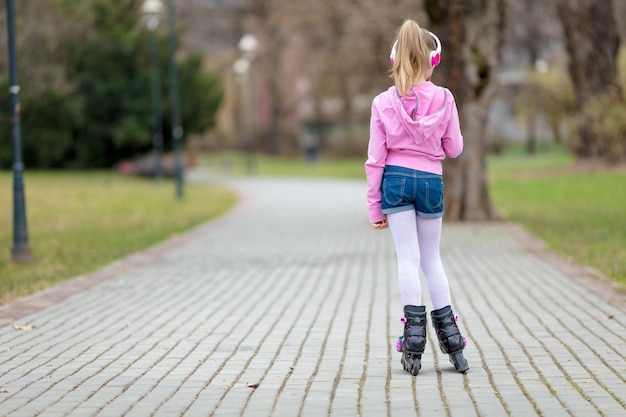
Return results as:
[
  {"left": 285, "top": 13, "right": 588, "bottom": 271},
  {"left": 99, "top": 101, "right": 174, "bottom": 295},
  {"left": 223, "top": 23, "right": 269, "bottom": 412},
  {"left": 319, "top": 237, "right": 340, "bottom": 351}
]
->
[
  {"left": 395, "top": 305, "right": 427, "bottom": 376},
  {"left": 430, "top": 305, "right": 469, "bottom": 373}
]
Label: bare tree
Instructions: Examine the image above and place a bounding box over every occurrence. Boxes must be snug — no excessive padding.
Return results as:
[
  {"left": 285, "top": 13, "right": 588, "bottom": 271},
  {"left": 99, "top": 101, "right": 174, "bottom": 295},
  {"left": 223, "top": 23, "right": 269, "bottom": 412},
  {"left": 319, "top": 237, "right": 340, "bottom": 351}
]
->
[
  {"left": 556, "top": 0, "right": 620, "bottom": 158},
  {"left": 0, "top": 1, "right": 91, "bottom": 97},
  {"left": 230, "top": 0, "right": 502, "bottom": 220},
  {"left": 425, "top": 0, "right": 504, "bottom": 221},
  {"left": 240, "top": 0, "right": 426, "bottom": 155},
  {"left": 508, "top": 0, "right": 554, "bottom": 153}
]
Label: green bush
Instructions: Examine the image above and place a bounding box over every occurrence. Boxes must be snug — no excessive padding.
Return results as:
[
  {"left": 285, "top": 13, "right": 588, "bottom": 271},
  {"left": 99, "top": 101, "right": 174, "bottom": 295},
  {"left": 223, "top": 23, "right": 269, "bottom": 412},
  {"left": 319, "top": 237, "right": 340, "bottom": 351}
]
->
[
  {"left": 0, "top": 0, "right": 223, "bottom": 169},
  {"left": 515, "top": 67, "right": 575, "bottom": 145},
  {"left": 574, "top": 48, "right": 626, "bottom": 163},
  {"left": 579, "top": 86, "right": 626, "bottom": 163}
]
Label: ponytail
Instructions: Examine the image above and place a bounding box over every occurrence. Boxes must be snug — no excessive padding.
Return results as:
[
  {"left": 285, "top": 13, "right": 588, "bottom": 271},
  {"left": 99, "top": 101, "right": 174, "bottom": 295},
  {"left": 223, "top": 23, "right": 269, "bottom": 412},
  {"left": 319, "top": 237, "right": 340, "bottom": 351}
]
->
[{"left": 391, "top": 20, "right": 435, "bottom": 97}]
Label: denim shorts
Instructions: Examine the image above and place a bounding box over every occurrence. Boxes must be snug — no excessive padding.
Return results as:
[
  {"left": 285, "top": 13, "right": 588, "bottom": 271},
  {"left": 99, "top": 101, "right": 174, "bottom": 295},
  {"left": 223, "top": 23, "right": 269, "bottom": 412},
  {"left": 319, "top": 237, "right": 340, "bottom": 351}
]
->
[{"left": 381, "top": 165, "right": 445, "bottom": 218}]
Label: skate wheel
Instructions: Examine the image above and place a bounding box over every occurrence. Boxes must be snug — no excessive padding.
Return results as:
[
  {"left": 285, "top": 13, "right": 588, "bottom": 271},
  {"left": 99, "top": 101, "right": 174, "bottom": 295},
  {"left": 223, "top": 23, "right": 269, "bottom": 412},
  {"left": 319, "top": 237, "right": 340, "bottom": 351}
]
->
[
  {"left": 401, "top": 352, "right": 421, "bottom": 376},
  {"left": 450, "top": 352, "right": 469, "bottom": 373}
]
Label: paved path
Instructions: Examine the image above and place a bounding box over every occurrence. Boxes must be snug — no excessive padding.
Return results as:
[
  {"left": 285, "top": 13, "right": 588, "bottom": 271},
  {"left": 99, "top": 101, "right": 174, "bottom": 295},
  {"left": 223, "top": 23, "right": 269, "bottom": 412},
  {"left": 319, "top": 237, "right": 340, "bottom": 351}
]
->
[{"left": 0, "top": 177, "right": 624, "bottom": 417}]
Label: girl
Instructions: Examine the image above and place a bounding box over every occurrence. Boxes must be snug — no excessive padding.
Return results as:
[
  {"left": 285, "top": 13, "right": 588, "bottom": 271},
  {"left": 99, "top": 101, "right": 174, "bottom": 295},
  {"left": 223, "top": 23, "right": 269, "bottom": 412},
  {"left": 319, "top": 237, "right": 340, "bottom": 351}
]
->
[{"left": 365, "top": 19, "right": 468, "bottom": 375}]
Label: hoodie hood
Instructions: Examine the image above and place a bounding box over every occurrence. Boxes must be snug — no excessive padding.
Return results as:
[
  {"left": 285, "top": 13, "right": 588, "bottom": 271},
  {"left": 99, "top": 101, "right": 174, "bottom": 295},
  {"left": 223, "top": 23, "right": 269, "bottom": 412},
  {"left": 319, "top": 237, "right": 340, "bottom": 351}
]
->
[{"left": 384, "top": 83, "right": 451, "bottom": 145}]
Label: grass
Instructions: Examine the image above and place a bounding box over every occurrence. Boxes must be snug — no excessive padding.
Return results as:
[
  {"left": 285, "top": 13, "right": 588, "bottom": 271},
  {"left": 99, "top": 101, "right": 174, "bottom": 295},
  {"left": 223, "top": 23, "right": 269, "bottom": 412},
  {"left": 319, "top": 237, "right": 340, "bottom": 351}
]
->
[
  {"left": 488, "top": 153, "right": 626, "bottom": 285},
  {"left": 0, "top": 171, "right": 238, "bottom": 305}
]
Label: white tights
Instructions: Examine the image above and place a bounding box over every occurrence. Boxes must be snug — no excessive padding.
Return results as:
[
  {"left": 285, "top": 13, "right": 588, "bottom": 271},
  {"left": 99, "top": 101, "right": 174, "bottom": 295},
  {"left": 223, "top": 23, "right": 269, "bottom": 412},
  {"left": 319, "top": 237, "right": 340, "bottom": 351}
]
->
[{"left": 387, "top": 210, "right": 451, "bottom": 310}]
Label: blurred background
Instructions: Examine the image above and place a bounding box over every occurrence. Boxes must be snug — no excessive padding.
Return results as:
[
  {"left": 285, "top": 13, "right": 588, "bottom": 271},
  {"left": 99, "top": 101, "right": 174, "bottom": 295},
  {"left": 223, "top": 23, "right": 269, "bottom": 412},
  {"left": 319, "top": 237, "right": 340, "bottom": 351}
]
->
[
  {"left": 0, "top": 0, "right": 624, "bottom": 168},
  {"left": 0, "top": 0, "right": 625, "bottom": 303}
]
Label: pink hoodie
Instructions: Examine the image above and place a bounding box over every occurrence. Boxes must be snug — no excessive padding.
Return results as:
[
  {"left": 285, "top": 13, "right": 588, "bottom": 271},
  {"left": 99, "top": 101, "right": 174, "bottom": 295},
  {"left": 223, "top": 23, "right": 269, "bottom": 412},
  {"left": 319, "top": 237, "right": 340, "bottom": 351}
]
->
[{"left": 365, "top": 81, "right": 464, "bottom": 223}]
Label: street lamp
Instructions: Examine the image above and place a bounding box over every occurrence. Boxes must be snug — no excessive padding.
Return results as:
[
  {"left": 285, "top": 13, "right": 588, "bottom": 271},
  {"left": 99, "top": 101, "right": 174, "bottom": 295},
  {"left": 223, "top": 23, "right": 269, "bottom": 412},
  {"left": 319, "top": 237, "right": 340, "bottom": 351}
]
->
[
  {"left": 236, "top": 33, "right": 258, "bottom": 174},
  {"left": 165, "top": 0, "right": 184, "bottom": 199},
  {"left": 141, "top": 0, "right": 164, "bottom": 181},
  {"left": 238, "top": 34, "right": 258, "bottom": 60},
  {"left": 232, "top": 57, "right": 251, "bottom": 171},
  {"left": 5, "top": 0, "right": 33, "bottom": 263}
]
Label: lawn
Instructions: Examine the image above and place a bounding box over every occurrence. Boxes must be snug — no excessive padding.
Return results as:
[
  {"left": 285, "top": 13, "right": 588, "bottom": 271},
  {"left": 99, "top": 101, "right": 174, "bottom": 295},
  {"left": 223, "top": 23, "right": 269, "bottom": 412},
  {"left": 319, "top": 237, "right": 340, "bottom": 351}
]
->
[
  {"left": 0, "top": 171, "right": 238, "bottom": 305},
  {"left": 488, "top": 153, "right": 626, "bottom": 284}
]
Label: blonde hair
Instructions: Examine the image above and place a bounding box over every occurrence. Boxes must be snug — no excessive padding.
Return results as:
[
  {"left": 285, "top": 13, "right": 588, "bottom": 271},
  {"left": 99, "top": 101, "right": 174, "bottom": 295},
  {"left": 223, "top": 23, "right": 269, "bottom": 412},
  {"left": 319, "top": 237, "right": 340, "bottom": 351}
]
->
[{"left": 391, "top": 20, "right": 437, "bottom": 97}]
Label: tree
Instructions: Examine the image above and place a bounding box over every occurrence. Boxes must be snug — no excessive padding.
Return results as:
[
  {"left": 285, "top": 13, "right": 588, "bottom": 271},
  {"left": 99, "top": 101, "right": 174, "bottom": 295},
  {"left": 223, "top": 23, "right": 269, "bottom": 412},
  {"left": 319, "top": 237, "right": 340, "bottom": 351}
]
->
[
  {"left": 425, "top": 0, "right": 504, "bottom": 221},
  {"left": 239, "top": 0, "right": 424, "bottom": 156},
  {"left": 505, "top": 0, "right": 564, "bottom": 154},
  {"left": 556, "top": 0, "right": 620, "bottom": 159},
  {"left": 67, "top": 0, "right": 151, "bottom": 167},
  {"left": 171, "top": 53, "right": 224, "bottom": 139},
  {"left": 0, "top": 0, "right": 89, "bottom": 168},
  {"left": 0, "top": 0, "right": 223, "bottom": 169},
  {"left": 515, "top": 68, "right": 575, "bottom": 148},
  {"left": 223, "top": 0, "right": 500, "bottom": 220}
]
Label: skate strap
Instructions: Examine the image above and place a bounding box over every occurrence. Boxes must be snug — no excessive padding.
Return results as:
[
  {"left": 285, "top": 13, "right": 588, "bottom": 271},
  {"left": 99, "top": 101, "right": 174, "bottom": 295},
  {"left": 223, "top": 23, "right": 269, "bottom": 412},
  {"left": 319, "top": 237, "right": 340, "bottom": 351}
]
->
[{"left": 438, "top": 326, "right": 460, "bottom": 338}]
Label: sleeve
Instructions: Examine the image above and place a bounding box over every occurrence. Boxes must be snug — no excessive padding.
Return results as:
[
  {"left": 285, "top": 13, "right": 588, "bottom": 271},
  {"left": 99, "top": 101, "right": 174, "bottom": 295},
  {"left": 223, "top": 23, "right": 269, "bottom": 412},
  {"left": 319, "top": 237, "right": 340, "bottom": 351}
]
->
[
  {"left": 364, "top": 101, "right": 388, "bottom": 223},
  {"left": 441, "top": 90, "right": 464, "bottom": 158}
]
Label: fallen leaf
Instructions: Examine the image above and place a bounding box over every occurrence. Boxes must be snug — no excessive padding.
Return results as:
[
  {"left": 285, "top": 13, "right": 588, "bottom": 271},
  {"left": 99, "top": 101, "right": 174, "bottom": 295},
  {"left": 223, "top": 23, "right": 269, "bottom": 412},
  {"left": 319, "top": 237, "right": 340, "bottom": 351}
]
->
[
  {"left": 13, "top": 324, "right": 33, "bottom": 331},
  {"left": 247, "top": 383, "right": 260, "bottom": 389}
]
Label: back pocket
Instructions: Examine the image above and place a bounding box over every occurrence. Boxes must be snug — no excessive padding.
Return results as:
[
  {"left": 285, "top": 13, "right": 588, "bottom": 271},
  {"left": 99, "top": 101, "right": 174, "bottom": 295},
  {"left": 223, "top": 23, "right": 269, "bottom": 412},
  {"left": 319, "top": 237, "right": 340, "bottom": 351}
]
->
[
  {"left": 425, "top": 178, "right": 444, "bottom": 210},
  {"left": 382, "top": 176, "right": 407, "bottom": 206}
]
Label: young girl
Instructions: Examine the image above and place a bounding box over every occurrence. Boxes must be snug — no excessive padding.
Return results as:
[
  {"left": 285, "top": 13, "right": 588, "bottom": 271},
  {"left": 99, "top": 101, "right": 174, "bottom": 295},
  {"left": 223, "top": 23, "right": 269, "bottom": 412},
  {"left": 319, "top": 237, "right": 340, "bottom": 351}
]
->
[{"left": 365, "top": 19, "right": 469, "bottom": 376}]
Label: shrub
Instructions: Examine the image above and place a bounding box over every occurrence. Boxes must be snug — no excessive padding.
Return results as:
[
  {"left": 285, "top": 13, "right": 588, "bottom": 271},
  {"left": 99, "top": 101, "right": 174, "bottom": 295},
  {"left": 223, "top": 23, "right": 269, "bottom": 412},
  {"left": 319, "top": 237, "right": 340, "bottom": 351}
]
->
[{"left": 579, "top": 86, "right": 626, "bottom": 163}]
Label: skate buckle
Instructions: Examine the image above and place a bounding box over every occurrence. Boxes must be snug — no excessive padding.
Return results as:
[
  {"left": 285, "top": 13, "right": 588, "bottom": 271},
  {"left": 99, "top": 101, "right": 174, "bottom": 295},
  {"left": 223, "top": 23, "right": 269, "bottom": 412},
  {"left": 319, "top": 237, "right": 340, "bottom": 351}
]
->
[
  {"left": 396, "top": 338, "right": 403, "bottom": 352},
  {"left": 400, "top": 316, "right": 407, "bottom": 324}
]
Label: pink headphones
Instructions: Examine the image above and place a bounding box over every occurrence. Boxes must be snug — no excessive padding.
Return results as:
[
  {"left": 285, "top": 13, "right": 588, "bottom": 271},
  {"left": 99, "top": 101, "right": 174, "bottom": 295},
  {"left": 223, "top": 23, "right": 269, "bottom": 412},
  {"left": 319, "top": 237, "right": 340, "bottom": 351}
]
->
[{"left": 389, "top": 30, "right": 442, "bottom": 68}]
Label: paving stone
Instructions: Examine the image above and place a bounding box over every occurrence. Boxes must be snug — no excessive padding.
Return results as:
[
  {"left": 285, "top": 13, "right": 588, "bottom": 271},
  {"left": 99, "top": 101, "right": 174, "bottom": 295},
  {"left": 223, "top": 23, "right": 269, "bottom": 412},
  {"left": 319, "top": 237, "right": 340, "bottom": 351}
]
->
[{"left": 0, "top": 176, "right": 624, "bottom": 417}]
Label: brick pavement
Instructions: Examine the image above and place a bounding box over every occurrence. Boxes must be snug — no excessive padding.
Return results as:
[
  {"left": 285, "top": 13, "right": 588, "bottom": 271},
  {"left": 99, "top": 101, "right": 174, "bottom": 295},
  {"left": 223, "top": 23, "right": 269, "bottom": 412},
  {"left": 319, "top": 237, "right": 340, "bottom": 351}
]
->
[{"left": 0, "top": 177, "right": 624, "bottom": 417}]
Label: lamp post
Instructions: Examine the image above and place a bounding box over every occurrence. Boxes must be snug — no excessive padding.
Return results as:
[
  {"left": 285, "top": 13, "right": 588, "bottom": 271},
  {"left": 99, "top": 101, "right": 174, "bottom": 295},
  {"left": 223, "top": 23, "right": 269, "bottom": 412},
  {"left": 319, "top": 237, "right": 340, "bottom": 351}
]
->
[
  {"left": 237, "top": 33, "right": 258, "bottom": 174},
  {"left": 141, "top": 0, "right": 164, "bottom": 181},
  {"left": 5, "top": 0, "right": 33, "bottom": 263},
  {"left": 232, "top": 57, "right": 250, "bottom": 171},
  {"left": 165, "top": 0, "right": 184, "bottom": 199}
]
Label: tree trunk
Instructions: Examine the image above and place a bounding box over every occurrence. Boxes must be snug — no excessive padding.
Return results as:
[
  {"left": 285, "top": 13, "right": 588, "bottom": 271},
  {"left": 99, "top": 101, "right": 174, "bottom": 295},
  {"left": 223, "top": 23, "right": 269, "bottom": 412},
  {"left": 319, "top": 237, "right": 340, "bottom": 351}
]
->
[
  {"left": 556, "top": 0, "right": 620, "bottom": 158},
  {"left": 526, "top": 114, "right": 537, "bottom": 155},
  {"left": 425, "top": 0, "right": 502, "bottom": 221}
]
